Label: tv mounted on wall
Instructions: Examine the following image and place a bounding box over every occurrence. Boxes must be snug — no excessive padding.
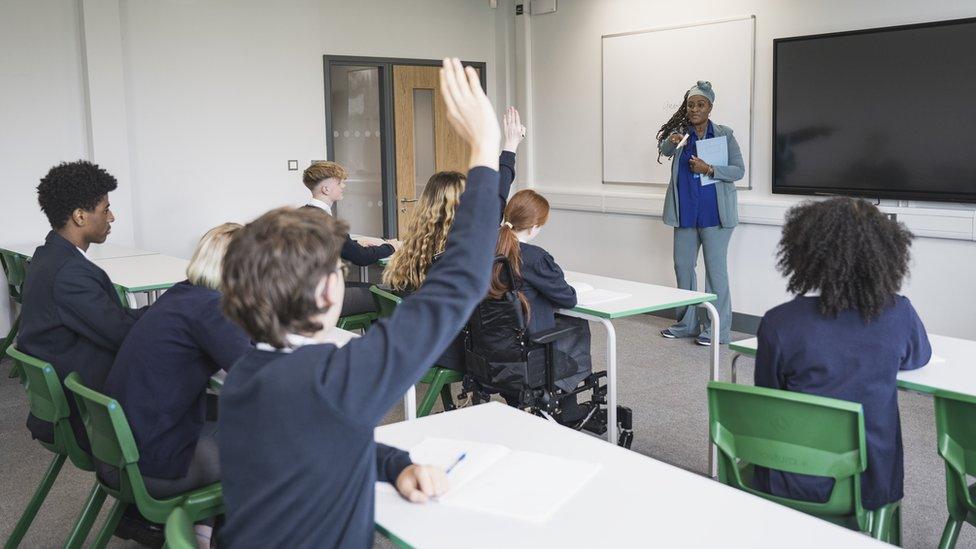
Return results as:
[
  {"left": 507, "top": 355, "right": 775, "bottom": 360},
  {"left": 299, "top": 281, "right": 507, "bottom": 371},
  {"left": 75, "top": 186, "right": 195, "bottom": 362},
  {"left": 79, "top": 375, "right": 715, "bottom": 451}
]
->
[{"left": 772, "top": 17, "right": 976, "bottom": 203}]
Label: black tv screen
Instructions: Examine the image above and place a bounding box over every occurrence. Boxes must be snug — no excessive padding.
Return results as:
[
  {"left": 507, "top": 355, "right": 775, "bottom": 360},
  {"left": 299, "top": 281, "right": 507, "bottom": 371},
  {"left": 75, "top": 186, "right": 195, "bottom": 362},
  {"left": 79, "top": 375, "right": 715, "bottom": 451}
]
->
[{"left": 773, "top": 17, "right": 976, "bottom": 203}]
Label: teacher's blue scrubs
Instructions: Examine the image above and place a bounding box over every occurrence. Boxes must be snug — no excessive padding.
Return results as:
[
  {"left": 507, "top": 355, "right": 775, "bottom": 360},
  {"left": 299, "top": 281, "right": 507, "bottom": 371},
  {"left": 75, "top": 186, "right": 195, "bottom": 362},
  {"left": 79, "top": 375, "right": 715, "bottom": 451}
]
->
[{"left": 677, "top": 122, "right": 720, "bottom": 228}]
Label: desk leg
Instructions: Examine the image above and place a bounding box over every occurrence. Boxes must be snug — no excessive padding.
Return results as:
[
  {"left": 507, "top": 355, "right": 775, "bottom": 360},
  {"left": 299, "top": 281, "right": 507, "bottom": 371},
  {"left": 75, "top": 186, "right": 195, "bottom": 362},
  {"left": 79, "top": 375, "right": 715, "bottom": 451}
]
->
[
  {"left": 730, "top": 352, "right": 742, "bottom": 384},
  {"left": 126, "top": 292, "right": 138, "bottom": 309},
  {"left": 360, "top": 265, "right": 369, "bottom": 284},
  {"left": 403, "top": 386, "right": 417, "bottom": 421},
  {"left": 701, "top": 301, "right": 720, "bottom": 478},
  {"left": 559, "top": 310, "right": 616, "bottom": 444}
]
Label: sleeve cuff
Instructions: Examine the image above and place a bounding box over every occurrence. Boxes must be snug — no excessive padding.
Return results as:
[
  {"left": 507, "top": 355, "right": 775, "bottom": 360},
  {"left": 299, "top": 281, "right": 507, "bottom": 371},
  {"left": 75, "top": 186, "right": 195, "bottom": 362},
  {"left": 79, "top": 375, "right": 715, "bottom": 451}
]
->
[
  {"left": 499, "top": 150, "right": 517, "bottom": 167},
  {"left": 383, "top": 449, "right": 414, "bottom": 483}
]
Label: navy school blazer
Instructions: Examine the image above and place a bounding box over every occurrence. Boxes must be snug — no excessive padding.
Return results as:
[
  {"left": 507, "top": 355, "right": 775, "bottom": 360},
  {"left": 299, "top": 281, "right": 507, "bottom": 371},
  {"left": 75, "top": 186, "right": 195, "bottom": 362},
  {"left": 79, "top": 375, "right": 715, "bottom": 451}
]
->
[
  {"left": 17, "top": 231, "right": 145, "bottom": 449},
  {"left": 217, "top": 165, "right": 501, "bottom": 548}
]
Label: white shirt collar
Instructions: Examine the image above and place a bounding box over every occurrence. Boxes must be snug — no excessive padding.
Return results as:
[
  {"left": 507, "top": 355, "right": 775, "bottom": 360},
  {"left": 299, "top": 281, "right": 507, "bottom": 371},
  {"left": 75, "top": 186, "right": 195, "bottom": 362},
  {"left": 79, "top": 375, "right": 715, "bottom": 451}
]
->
[
  {"left": 802, "top": 289, "right": 821, "bottom": 297},
  {"left": 306, "top": 197, "right": 334, "bottom": 216},
  {"left": 76, "top": 247, "right": 91, "bottom": 262},
  {"left": 255, "top": 328, "right": 358, "bottom": 353}
]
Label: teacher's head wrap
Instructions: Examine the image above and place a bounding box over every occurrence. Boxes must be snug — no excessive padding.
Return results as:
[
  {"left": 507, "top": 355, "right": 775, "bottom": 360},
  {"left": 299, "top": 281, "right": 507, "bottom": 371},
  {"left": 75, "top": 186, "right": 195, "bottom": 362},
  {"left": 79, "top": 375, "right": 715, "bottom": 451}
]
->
[{"left": 686, "top": 81, "right": 714, "bottom": 104}]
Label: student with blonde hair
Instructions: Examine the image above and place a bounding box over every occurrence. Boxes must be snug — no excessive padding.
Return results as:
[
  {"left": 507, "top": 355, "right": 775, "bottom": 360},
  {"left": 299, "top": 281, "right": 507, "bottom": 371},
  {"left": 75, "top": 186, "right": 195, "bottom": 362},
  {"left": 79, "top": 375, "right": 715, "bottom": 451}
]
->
[{"left": 104, "top": 222, "right": 251, "bottom": 548}]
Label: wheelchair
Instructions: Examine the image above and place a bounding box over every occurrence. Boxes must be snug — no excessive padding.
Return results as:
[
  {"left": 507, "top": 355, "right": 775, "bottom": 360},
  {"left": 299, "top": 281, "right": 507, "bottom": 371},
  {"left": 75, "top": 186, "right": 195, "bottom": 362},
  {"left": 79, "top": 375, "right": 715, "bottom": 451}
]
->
[{"left": 461, "top": 257, "right": 634, "bottom": 448}]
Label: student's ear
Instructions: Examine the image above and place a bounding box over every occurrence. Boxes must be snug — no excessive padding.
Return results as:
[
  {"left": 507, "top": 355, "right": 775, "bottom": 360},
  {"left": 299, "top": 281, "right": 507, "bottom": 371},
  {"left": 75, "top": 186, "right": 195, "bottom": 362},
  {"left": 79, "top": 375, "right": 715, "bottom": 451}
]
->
[
  {"left": 71, "top": 208, "right": 87, "bottom": 228},
  {"left": 314, "top": 270, "right": 344, "bottom": 309}
]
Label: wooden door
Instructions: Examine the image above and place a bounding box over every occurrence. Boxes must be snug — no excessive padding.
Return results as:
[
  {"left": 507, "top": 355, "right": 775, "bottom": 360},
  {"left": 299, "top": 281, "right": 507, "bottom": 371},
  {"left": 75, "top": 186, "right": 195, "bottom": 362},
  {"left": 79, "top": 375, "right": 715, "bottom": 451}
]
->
[{"left": 392, "top": 65, "right": 477, "bottom": 236}]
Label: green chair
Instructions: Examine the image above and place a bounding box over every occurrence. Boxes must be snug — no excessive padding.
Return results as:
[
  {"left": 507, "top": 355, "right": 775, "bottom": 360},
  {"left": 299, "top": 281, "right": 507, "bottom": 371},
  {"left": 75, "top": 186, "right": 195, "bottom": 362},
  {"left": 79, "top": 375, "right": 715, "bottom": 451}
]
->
[
  {"left": 112, "top": 283, "right": 131, "bottom": 308},
  {"left": 163, "top": 496, "right": 225, "bottom": 549},
  {"left": 1, "top": 249, "right": 28, "bottom": 375},
  {"left": 337, "top": 311, "right": 377, "bottom": 333},
  {"left": 934, "top": 391, "right": 976, "bottom": 548},
  {"left": 63, "top": 372, "right": 223, "bottom": 549},
  {"left": 370, "top": 285, "right": 462, "bottom": 417},
  {"left": 707, "top": 381, "right": 901, "bottom": 544},
  {"left": 4, "top": 346, "right": 106, "bottom": 549}
]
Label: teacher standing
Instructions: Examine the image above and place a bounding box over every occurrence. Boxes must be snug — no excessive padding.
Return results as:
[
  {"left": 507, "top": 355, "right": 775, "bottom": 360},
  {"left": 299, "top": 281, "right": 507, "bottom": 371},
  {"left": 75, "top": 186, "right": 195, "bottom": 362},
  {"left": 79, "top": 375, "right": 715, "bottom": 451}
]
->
[{"left": 657, "top": 81, "right": 744, "bottom": 345}]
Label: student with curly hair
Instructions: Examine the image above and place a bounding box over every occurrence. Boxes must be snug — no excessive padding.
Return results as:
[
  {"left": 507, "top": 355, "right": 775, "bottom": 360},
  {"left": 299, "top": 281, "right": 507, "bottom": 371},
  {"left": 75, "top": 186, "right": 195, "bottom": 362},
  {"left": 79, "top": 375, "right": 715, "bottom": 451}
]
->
[
  {"left": 18, "top": 160, "right": 145, "bottom": 449},
  {"left": 753, "top": 197, "right": 931, "bottom": 512}
]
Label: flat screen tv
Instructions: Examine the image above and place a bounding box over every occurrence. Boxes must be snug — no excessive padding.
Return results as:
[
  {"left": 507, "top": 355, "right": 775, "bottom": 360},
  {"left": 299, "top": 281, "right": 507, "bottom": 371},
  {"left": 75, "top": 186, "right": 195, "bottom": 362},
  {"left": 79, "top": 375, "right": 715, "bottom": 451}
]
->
[{"left": 773, "top": 17, "right": 976, "bottom": 203}]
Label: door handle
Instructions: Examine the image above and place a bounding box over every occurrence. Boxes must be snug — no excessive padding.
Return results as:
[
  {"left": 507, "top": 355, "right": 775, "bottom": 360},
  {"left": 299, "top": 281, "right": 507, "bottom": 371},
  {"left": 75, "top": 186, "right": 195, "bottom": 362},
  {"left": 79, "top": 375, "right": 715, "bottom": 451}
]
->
[{"left": 399, "top": 198, "right": 419, "bottom": 203}]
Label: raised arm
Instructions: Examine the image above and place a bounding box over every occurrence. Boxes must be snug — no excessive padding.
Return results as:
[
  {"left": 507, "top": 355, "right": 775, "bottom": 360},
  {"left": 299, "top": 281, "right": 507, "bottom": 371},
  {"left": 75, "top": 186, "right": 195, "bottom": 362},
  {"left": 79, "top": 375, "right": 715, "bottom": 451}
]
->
[
  {"left": 320, "top": 58, "right": 503, "bottom": 425},
  {"left": 498, "top": 106, "right": 524, "bottom": 215}
]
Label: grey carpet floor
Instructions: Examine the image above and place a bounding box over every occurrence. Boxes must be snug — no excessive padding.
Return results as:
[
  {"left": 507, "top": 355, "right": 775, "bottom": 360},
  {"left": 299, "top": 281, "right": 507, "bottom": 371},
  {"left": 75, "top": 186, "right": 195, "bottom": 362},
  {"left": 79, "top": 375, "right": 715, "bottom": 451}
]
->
[{"left": 1, "top": 314, "right": 971, "bottom": 548}]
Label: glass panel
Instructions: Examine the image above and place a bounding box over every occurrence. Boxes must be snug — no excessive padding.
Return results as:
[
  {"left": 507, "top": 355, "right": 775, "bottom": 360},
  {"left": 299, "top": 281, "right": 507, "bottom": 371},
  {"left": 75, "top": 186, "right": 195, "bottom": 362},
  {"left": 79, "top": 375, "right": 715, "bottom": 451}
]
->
[
  {"left": 330, "top": 65, "right": 383, "bottom": 238},
  {"left": 412, "top": 88, "right": 435, "bottom": 199}
]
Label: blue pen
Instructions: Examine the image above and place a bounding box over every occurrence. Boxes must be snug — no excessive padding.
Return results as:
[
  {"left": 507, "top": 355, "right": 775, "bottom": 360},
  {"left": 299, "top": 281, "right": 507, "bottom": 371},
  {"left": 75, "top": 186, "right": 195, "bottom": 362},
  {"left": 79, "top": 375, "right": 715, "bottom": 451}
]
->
[{"left": 445, "top": 453, "right": 467, "bottom": 474}]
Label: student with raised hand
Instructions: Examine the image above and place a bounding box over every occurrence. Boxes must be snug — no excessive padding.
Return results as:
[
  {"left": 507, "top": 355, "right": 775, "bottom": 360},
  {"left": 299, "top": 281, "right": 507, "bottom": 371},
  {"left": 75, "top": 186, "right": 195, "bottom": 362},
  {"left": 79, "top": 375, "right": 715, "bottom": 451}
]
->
[
  {"left": 216, "top": 57, "right": 502, "bottom": 548},
  {"left": 492, "top": 189, "right": 592, "bottom": 420},
  {"left": 753, "top": 197, "right": 930, "bottom": 512},
  {"left": 301, "top": 160, "right": 401, "bottom": 317},
  {"left": 18, "top": 160, "right": 145, "bottom": 450}
]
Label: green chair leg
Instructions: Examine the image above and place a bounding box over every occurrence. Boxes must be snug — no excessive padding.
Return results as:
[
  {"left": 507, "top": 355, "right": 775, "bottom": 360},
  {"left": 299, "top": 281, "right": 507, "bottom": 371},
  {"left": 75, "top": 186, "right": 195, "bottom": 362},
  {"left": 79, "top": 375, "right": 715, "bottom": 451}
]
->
[
  {"left": 439, "top": 384, "right": 456, "bottom": 412},
  {"left": 64, "top": 483, "right": 107, "bottom": 549},
  {"left": 416, "top": 372, "right": 447, "bottom": 418},
  {"left": 939, "top": 517, "right": 963, "bottom": 549},
  {"left": 90, "top": 500, "right": 126, "bottom": 549},
  {"left": 4, "top": 314, "right": 20, "bottom": 378},
  {"left": 869, "top": 503, "right": 901, "bottom": 545},
  {"left": 3, "top": 453, "right": 66, "bottom": 549}
]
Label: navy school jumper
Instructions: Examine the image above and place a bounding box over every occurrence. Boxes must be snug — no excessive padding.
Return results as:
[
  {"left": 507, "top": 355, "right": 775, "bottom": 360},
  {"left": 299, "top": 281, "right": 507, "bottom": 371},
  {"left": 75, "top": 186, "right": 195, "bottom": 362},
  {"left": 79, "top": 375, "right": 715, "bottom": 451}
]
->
[
  {"left": 752, "top": 295, "right": 930, "bottom": 510},
  {"left": 217, "top": 165, "right": 500, "bottom": 548}
]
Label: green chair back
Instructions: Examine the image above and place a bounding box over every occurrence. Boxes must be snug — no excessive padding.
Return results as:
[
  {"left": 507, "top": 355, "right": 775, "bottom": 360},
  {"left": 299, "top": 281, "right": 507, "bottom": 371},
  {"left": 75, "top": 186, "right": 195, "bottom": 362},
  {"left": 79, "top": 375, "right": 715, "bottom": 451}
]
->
[
  {"left": 113, "top": 284, "right": 130, "bottom": 308},
  {"left": 707, "top": 381, "right": 870, "bottom": 527},
  {"left": 7, "top": 345, "right": 93, "bottom": 470},
  {"left": 64, "top": 372, "right": 209, "bottom": 524},
  {"left": 934, "top": 391, "right": 976, "bottom": 548},
  {"left": 0, "top": 248, "right": 28, "bottom": 303},
  {"left": 370, "top": 285, "right": 402, "bottom": 318}
]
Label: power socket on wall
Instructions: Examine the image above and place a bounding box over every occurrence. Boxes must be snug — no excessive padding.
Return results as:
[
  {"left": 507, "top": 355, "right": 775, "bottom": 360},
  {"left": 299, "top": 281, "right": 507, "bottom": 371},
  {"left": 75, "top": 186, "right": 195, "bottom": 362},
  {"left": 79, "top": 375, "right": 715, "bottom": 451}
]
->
[{"left": 287, "top": 160, "right": 298, "bottom": 171}]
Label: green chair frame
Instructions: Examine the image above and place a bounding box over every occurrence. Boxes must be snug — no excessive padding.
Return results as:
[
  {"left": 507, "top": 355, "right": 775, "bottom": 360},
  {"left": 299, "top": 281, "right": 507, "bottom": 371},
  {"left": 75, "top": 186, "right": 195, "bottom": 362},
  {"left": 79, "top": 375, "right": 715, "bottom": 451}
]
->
[
  {"left": 1, "top": 249, "right": 28, "bottom": 374},
  {"left": 163, "top": 496, "right": 225, "bottom": 549},
  {"left": 707, "top": 381, "right": 901, "bottom": 544},
  {"left": 370, "top": 285, "right": 461, "bottom": 417},
  {"left": 4, "top": 346, "right": 105, "bottom": 549},
  {"left": 63, "top": 372, "right": 222, "bottom": 549},
  {"left": 934, "top": 391, "right": 976, "bottom": 548},
  {"left": 337, "top": 312, "right": 377, "bottom": 333}
]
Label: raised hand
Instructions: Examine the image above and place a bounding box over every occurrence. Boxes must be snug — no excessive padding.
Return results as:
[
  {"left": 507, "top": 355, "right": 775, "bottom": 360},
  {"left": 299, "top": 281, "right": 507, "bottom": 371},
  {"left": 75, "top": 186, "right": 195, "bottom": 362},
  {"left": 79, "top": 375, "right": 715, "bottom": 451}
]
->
[
  {"left": 439, "top": 57, "right": 500, "bottom": 169},
  {"left": 503, "top": 106, "right": 526, "bottom": 153}
]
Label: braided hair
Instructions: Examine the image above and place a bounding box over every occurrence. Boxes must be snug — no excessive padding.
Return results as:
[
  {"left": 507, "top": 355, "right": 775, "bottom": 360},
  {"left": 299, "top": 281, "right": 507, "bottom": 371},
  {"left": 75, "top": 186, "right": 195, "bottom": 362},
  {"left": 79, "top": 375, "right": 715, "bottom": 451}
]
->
[
  {"left": 655, "top": 91, "right": 690, "bottom": 164},
  {"left": 777, "top": 197, "right": 914, "bottom": 321}
]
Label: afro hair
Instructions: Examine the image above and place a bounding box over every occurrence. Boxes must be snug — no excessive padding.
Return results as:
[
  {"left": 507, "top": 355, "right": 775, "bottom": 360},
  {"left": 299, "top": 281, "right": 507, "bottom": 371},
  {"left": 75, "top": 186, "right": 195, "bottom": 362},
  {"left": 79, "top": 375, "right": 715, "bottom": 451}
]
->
[{"left": 37, "top": 160, "right": 117, "bottom": 229}]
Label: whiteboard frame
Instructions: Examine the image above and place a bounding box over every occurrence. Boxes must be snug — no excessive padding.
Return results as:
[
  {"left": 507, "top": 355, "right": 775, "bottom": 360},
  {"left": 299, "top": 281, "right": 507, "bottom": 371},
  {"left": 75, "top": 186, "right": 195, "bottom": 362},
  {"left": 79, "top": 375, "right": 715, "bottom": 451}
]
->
[{"left": 601, "top": 15, "right": 756, "bottom": 189}]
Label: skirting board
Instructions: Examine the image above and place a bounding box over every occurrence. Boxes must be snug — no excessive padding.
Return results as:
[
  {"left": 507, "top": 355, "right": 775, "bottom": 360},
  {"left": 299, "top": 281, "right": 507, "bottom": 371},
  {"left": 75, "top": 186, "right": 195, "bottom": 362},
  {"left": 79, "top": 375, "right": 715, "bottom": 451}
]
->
[{"left": 536, "top": 187, "right": 976, "bottom": 241}]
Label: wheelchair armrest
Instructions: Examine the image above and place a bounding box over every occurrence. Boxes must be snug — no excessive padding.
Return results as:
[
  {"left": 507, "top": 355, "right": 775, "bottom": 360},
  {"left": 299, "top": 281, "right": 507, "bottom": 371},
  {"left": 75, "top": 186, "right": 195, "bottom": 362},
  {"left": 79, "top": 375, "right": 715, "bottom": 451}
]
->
[{"left": 529, "top": 325, "right": 580, "bottom": 346}]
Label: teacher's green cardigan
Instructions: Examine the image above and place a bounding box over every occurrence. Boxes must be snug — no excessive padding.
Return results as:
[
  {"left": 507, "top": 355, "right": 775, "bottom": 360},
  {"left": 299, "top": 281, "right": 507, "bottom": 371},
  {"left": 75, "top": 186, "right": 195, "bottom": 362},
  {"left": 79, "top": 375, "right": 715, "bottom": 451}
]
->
[{"left": 659, "top": 123, "right": 745, "bottom": 228}]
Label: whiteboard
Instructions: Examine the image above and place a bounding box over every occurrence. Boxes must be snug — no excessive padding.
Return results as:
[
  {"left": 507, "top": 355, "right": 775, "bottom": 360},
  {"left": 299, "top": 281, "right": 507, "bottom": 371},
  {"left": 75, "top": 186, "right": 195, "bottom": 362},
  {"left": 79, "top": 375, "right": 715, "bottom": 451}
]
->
[{"left": 602, "top": 16, "right": 755, "bottom": 188}]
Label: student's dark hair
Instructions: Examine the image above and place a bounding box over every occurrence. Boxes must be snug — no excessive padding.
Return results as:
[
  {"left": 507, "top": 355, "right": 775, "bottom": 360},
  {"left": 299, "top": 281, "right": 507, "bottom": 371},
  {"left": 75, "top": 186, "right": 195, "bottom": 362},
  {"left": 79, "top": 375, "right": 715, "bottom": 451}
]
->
[
  {"left": 221, "top": 207, "right": 348, "bottom": 348},
  {"left": 655, "top": 91, "right": 690, "bottom": 164},
  {"left": 491, "top": 190, "right": 551, "bottom": 322},
  {"left": 777, "top": 197, "right": 914, "bottom": 321},
  {"left": 36, "top": 160, "right": 118, "bottom": 229}
]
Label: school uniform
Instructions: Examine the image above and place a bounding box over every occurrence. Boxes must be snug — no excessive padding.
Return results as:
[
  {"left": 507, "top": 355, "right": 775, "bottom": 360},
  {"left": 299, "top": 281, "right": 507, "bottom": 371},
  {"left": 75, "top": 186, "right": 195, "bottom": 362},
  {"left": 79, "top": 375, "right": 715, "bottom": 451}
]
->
[
  {"left": 431, "top": 149, "right": 518, "bottom": 371},
  {"left": 17, "top": 231, "right": 145, "bottom": 450},
  {"left": 103, "top": 281, "right": 250, "bottom": 495},
  {"left": 752, "top": 295, "right": 931, "bottom": 510},
  {"left": 217, "top": 165, "right": 500, "bottom": 548},
  {"left": 302, "top": 199, "right": 394, "bottom": 318},
  {"left": 517, "top": 242, "right": 591, "bottom": 393}
]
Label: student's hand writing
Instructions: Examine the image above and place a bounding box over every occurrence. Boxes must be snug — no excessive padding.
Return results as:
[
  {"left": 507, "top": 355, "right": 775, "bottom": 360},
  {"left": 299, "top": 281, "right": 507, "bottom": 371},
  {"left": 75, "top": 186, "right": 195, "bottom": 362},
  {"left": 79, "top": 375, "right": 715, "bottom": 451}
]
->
[
  {"left": 395, "top": 464, "right": 449, "bottom": 503},
  {"left": 503, "top": 106, "right": 525, "bottom": 153},
  {"left": 440, "top": 57, "right": 500, "bottom": 169}
]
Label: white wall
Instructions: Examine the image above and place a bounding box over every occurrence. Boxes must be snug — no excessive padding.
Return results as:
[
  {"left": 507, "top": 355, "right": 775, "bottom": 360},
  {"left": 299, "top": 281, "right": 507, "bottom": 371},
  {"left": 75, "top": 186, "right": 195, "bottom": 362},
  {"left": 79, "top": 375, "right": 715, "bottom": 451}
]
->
[
  {"left": 0, "top": 0, "right": 91, "bottom": 332},
  {"left": 519, "top": 0, "right": 976, "bottom": 339},
  {"left": 119, "top": 0, "right": 503, "bottom": 258}
]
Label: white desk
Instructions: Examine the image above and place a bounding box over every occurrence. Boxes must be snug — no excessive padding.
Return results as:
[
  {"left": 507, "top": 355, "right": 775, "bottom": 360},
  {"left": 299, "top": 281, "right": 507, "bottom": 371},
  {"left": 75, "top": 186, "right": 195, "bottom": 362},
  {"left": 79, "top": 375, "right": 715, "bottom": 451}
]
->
[
  {"left": 349, "top": 234, "right": 388, "bottom": 282},
  {"left": 730, "top": 334, "right": 976, "bottom": 398},
  {"left": 2, "top": 242, "right": 158, "bottom": 261},
  {"left": 93, "top": 254, "right": 189, "bottom": 306},
  {"left": 560, "top": 271, "right": 718, "bottom": 459},
  {"left": 374, "top": 402, "right": 884, "bottom": 549}
]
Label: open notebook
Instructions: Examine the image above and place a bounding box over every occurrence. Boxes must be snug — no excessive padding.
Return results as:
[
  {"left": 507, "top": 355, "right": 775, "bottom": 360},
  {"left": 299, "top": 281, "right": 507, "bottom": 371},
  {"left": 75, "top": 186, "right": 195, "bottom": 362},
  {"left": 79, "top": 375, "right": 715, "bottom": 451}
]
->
[
  {"left": 569, "top": 281, "right": 630, "bottom": 307},
  {"left": 377, "top": 438, "right": 601, "bottom": 522}
]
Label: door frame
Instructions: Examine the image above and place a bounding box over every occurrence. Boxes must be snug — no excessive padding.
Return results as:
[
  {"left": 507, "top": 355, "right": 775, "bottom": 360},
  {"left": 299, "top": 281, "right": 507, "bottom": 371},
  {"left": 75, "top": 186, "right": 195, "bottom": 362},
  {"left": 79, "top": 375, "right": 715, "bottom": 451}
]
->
[{"left": 323, "top": 55, "right": 487, "bottom": 238}]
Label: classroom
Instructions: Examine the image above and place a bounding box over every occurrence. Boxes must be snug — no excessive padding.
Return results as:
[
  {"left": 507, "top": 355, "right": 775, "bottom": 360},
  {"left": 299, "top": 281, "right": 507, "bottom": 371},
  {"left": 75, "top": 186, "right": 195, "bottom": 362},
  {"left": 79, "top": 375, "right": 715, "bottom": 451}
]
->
[{"left": 2, "top": 1, "right": 975, "bottom": 548}]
